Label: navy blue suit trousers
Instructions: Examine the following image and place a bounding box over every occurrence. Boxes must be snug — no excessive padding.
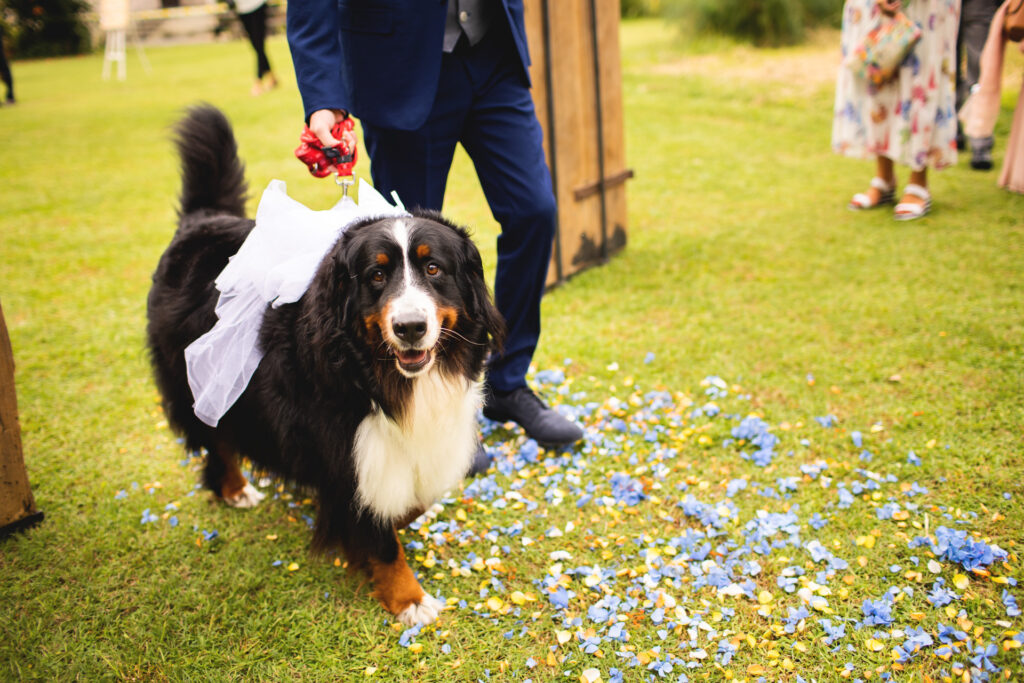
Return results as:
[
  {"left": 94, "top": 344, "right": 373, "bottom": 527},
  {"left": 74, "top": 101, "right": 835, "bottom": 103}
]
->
[{"left": 362, "top": 25, "right": 555, "bottom": 392}]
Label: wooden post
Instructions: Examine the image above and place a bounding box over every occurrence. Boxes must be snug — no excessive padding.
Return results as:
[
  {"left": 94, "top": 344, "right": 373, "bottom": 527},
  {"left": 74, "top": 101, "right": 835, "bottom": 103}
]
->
[
  {"left": 0, "top": 300, "right": 44, "bottom": 538},
  {"left": 524, "top": 0, "right": 632, "bottom": 286}
]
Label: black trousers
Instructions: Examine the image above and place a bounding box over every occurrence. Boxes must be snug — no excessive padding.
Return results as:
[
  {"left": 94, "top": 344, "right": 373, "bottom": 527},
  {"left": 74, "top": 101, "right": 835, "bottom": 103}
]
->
[
  {"left": 238, "top": 4, "right": 271, "bottom": 79},
  {"left": 0, "top": 33, "right": 13, "bottom": 101},
  {"left": 957, "top": 0, "right": 1001, "bottom": 110}
]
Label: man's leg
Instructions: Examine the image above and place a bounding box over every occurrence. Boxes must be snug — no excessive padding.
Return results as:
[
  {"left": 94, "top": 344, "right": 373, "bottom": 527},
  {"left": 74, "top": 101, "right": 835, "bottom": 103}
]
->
[
  {"left": 960, "top": 2, "right": 998, "bottom": 168},
  {"left": 460, "top": 35, "right": 582, "bottom": 447},
  {"left": 360, "top": 50, "right": 487, "bottom": 474},
  {"left": 461, "top": 83, "right": 554, "bottom": 393},
  {"left": 360, "top": 52, "right": 471, "bottom": 211}
]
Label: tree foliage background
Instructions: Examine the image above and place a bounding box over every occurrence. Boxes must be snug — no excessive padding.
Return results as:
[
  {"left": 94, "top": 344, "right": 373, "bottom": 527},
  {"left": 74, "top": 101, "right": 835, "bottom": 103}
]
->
[
  {"left": 3, "top": 0, "right": 91, "bottom": 58},
  {"left": 622, "top": 0, "right": 843, "bottom": 46}
]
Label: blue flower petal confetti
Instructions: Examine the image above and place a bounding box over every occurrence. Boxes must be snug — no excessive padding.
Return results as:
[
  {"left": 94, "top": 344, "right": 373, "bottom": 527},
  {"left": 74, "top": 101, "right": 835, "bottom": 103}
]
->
[{"left": 120, "top": 367, "right": 1023, "bottom": 680}]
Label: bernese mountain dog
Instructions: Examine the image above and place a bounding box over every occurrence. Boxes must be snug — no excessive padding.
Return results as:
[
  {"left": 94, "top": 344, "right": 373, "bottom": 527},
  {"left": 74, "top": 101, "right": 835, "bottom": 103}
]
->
[{"left": 147, "top": 105, "right": 504, "bottom": 626}]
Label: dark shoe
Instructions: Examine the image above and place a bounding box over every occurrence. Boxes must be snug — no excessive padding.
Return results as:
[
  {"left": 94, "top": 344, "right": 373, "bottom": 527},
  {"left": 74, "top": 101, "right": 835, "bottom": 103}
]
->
[
  {"left": 467, "top": 439, "right": 491, "bottom": 477},
  {"left": 970, "top": 149, "right": 993, "bottom": 170},
  {"left": 969, "top": 136, "right": 994, "bottom": 171},
  {"left": 483, "top": 386, "right": 583, "bottom": 447}
]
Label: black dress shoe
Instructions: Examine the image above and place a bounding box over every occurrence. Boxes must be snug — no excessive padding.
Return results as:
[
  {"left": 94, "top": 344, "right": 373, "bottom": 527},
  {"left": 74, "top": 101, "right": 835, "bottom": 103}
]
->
[
  {"left": 483, "top": 386, "right": 583, "bottom": 447},
  {"left": 969, "top": 136, "right": 994, "bottom": 171},
  {"left": 467, "top": 439, "right": 491, "bottom": 477},
  {"left": 970, "top": 149, "right": 993, "bottom": 170}
]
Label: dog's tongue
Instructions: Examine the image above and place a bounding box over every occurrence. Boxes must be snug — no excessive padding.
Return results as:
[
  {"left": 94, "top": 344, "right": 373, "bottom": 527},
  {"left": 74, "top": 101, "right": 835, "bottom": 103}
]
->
[{"left": 398, "top": 350, "right": 428, "bottom": 366}]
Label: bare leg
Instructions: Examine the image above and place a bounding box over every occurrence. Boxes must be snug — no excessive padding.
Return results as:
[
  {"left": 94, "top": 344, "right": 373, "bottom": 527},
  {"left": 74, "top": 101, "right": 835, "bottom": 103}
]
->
[
  {"left": 867, "top": 156, "right": 897, "bottom": 204},
  {"left": 896, "top": 168, "right": 929, "bottom": 213},
  {"left": 850, "top": 156, "right": 897, "bottom": 208}
]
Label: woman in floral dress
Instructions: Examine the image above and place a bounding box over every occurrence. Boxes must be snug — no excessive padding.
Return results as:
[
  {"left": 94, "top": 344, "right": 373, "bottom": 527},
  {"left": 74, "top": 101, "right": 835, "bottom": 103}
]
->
[{"left": 833, "top": 0, "right": 961, "bottom": 220}]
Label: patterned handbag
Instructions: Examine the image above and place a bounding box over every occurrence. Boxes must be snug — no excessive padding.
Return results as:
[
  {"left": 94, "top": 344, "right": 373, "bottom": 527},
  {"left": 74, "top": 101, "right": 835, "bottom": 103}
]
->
[
  {"left": 851, "top": 11, "right": 923, "bottom": 86},
  {"left": 1006, "top": 0, "right": 1024, "bottom": 42}
]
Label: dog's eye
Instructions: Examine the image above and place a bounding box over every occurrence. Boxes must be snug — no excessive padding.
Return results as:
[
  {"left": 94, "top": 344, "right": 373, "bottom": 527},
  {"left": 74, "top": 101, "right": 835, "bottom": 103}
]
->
[
  {"left": 425, "top": 263, "right": 441, "bottom": 277},
  {"left": 370, "top": 269, "right": 386, "bottom": 283}
]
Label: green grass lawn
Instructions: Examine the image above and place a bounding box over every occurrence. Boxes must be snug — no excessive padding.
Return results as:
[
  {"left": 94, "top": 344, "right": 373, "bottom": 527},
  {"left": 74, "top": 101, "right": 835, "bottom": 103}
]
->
[{"left": 1, "top": 20, "right": 1022, "bottom": 682}]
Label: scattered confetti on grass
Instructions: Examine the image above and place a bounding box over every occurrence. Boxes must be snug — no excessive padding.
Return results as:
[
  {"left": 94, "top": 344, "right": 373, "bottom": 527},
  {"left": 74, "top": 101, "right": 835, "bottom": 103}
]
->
[{"left": 116, "top": 365, "right": 1022, "bottom": 682}]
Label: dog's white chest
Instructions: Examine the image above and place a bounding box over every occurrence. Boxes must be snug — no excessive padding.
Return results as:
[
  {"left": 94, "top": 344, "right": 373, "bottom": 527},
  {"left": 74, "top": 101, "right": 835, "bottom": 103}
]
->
[{"left": 353, "top": 371, "right": 480, "bottom": 521}]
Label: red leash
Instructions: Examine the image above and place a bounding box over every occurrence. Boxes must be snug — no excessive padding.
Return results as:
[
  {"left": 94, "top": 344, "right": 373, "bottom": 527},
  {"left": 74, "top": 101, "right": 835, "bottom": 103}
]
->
[{"left": 294, "top": 118, "right": 358, "bottom": 192}]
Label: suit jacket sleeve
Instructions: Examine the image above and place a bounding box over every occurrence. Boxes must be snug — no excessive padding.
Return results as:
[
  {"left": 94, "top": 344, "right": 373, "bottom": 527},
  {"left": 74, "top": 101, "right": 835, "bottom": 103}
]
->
[{"left": 287, "top": 0, "right": 349, "bottom": 122}]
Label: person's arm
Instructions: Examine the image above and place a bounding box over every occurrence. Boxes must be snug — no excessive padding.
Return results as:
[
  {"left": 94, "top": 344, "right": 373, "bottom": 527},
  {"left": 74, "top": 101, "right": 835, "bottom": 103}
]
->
[
  {"left": 287, "top": 1, "right": 347, "bottom": 127},
  {"left": 286, "top": 0, "right": 357, "bottom": 152},
  {"left": 309, "top": 108, "right": 356, "bottom": 151}
]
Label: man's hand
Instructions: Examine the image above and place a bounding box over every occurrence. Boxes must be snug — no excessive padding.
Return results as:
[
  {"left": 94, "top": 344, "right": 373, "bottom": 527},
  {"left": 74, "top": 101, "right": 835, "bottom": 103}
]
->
[
  {"left": 296, "top": 111, "right": 359, "bottom": 179},
  {"left": 310, "top": 109, "right": 357, "bottom": 152},
  {"left": 877, "top": 0, "right": 902, "bottom": 15}
]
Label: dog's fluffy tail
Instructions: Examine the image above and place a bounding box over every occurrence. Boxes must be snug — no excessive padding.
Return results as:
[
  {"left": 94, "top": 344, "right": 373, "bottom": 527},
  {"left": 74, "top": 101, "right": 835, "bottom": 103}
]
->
[{"left": 174, "top": 104, "right": 248, "bottom": 218}]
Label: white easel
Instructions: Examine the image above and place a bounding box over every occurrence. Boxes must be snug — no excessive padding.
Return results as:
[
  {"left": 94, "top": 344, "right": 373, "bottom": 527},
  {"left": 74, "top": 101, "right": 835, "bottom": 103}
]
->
[{"left": 100, "top": 0, "right": 150, "bottom": 80}]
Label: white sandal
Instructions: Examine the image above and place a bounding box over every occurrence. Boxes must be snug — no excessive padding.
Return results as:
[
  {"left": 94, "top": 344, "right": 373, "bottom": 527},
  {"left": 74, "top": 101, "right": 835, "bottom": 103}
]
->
[
  {"left": 893, "top": 183, "right": 931, "bottom": 221},
  {"left": 849, "top": 177, "right": 896, "bottom": 210}
]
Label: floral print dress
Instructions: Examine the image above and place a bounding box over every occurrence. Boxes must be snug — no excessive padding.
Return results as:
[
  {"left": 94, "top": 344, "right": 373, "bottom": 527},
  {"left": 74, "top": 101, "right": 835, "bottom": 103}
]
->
[{"left": 833, "top": 0, "right": 961, "bottom": 170}]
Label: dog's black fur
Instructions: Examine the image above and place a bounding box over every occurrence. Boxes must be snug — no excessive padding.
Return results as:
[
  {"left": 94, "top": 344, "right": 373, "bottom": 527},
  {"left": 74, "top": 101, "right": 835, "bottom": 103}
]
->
[{"left": 147, "top": 106, "right": 503, "bottom": 612}]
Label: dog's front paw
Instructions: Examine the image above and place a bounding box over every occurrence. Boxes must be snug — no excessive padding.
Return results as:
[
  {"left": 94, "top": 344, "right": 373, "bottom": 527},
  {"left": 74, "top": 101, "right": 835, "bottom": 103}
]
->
[
  {"left": 395, "top": 594, "right": 446, "bottom": 627},
  {"left": 223, "top": 482, "right": 265, "bottom": 508}
]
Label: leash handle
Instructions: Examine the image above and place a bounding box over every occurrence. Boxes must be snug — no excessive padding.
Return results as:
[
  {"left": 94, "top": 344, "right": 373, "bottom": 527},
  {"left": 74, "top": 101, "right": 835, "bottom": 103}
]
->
[{"left": 294, "top": 117, "right": 358, "bottom": 179}]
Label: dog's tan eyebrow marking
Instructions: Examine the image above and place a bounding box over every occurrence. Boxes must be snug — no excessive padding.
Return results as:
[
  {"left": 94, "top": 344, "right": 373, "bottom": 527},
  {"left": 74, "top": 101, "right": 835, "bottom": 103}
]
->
[
  {"left": 376, "top": 253, "right": 390, "bottom": 266},
  {"left": 416, "top": 244, "right": 430, "bottom": 259}
]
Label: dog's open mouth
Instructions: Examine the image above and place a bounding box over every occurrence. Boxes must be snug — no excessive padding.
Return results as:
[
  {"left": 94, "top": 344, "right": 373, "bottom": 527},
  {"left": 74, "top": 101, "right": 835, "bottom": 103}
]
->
[{"left": 395, "top": 348, "right": 432, "bottom": 373}]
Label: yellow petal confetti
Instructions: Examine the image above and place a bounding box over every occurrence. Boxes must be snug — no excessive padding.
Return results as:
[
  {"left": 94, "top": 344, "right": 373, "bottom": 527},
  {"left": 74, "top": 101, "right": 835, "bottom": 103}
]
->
[
  {"left": 856, "top": 535, "right": 876, "bottom": 549},
  {"left": 408, "top": 643, "right": 423, "bottom": 654},
  {"left": 287, "top": 562, "right": 299, "bottom": 571},
  {"left": 953, "top": 573, "right": 969, "bottom": 590},
  {"left": 486, "top": 597, "right": 504, "bottom": 612},
  {"left": 364, "top": 666, "right": 377, "bottom": 676},
  {"left": 757, "top": 590, "right": 773, "bottom": 604},
  {"left": 580, "top": 669, "right": 602, "bottom": 683},
  {"left": 556, "top": 630, "right": 572, "bottom": 645},
  {"left": 865, "top": 638, "right": 885, "bottom": 652}
]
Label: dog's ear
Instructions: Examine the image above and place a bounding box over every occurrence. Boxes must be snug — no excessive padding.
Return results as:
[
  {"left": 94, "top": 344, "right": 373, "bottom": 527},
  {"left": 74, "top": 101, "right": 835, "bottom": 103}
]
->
[
  {"left": 299, "top": 243, "right": 353, "bottom": 377},
  {"left": 460, "top": 237, "right": 506, "bottom": 353}
]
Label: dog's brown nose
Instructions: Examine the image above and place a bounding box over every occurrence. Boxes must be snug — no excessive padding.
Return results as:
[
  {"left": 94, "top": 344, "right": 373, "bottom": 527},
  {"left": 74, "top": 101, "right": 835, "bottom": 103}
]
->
[{"left": 392, "top": 314, "right": 428, "bottom": 344}]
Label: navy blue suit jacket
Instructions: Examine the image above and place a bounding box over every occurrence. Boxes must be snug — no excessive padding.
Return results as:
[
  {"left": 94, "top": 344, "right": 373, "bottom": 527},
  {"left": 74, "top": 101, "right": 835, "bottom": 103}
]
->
[{"left": 288, "top": 0, "right": 532, "bottom": 131}]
